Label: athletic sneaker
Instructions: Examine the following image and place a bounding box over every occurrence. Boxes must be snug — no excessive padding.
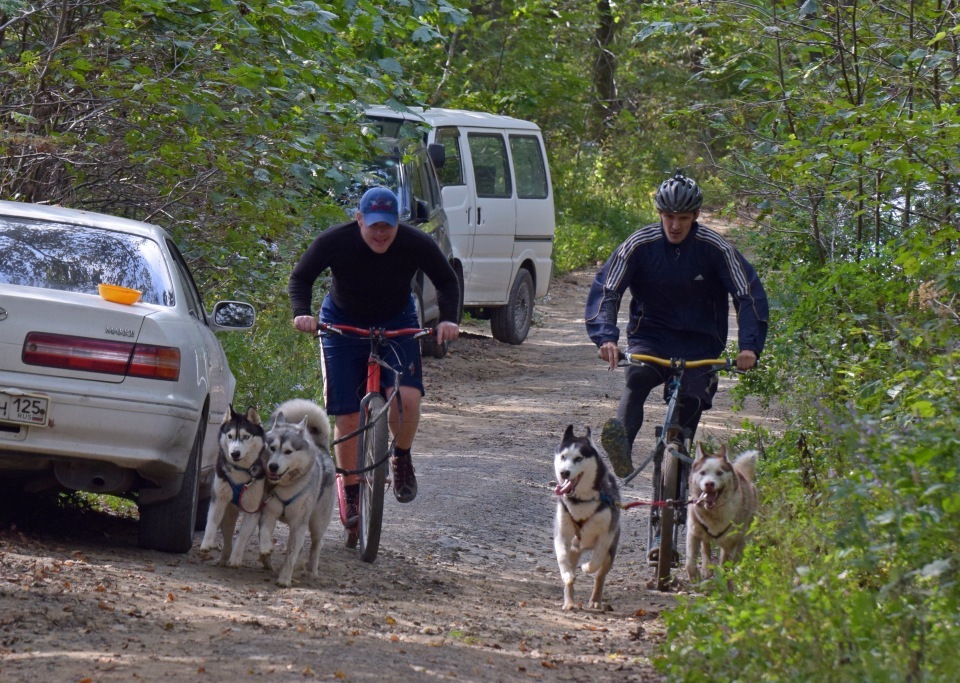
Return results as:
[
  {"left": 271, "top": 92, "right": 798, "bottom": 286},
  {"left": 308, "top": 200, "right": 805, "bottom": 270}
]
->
[
  {"left": 601, "top": 417, "right": 633, "bottom": 478},
  {"left": 391, "top": 455, "right": 418, "bottom": 503},
  {"left": 647, "top": 543, "right": 681, "bottom": 567}
]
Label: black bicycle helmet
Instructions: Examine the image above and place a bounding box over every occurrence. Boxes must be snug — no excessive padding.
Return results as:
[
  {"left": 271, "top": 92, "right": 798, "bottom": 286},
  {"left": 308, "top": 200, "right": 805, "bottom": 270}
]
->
[{"left": 654, "top": 170, "right": 703, "bottom": 213}]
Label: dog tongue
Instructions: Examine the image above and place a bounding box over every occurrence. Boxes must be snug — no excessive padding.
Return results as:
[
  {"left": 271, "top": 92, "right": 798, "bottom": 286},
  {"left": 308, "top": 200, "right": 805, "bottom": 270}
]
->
[
  {"left": 698, "top": 491, "right": 719, "bottom": 509},
  {"left": 554, "top": 474, "right": 581, "bottom": 496}
]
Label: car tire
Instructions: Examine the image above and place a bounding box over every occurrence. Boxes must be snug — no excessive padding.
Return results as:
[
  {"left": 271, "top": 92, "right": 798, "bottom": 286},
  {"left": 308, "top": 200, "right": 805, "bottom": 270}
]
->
[
  {"left": 194, "top": 493, "right": 211, "bottom": 532},
  {"left": 454, "top": 265, "right": 465, "bottom": 325},
  {"left": 138, "top": 420, "right": 203, "bottom": 553},
  {"left": 415, "top": 283, "right": 448, "bottom": 359},
  {"left": 491, "top": 268, "right": 533, "bottom": 345}
]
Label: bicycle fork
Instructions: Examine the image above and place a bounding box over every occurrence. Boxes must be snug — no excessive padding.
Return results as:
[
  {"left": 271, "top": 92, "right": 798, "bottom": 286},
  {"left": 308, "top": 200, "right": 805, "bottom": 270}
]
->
[{"left": 336, "top": 353, "right": 384, "bottom": 530}]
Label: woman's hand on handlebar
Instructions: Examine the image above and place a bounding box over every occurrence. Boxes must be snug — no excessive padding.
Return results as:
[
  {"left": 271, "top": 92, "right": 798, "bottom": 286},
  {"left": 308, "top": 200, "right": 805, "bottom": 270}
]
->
[
  {"left": 293, "top": 315, "right": 318, "bottom": 334},
  {"left": 735, "top": 349, "right": 757, "bottom": 371},
  {"left": 598, "top": 341, "right": 620, "bottom": 371},
  {"left": 435, "top": 321, "right": 460, "bottom": 344}
]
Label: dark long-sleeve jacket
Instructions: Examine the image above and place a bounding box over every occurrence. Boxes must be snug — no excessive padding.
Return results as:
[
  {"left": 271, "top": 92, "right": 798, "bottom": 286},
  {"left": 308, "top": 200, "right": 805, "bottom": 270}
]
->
[
  {"left": 584, "top": 221, "right": 768, "bottom": 359},
  {"left": 289, "top": 220, "right": 459, "bottom": 325}
]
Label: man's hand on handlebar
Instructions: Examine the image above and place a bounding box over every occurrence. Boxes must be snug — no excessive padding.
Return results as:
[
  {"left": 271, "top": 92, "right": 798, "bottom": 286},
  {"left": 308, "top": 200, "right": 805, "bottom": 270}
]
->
[
  {"left": 293, "top": 315, "right": 318, "bottom": 334},
  {"left": 735, "top": 349, "right": 757, "bottom": 371},
  {"left": 435, "top": 321, "right": 460, "bottom": 344},
  {"left": 598, "top": 341, "right": 620, "bottom": 371}
]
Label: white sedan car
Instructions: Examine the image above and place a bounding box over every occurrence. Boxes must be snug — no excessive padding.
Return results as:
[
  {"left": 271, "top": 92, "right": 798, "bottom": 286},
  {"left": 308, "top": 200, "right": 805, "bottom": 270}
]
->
[{"left": 0, "top": 201, "right": 254, "bottom": 553}]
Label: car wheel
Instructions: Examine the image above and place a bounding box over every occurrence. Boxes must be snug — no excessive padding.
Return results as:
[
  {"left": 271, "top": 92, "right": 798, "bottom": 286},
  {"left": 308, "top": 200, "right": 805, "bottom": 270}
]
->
[
  {"left": 454, "top": 265, "right": 465, "bottom": 325},
  {"left": 138, "top": 420, "right": 203, "bottom": 553},
  {"left": 490, "top": 268, "right": 533, "bottom": 345},
  {"left": 194, "top": 493, "right": 211, "bottom": 532},
  {"left": 415, "top": 283, "right": 448, "bottom": 359}
]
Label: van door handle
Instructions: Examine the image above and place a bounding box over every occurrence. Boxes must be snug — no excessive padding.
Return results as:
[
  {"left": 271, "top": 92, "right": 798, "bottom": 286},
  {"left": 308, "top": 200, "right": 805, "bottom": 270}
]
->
[{"left": 477, "top": 207, "right": 482, "bottom": 224}]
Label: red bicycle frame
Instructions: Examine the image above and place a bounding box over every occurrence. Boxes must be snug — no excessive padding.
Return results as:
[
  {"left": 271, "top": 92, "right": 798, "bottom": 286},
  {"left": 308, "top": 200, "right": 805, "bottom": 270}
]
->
[{"left": 318, "top": 323, "right": 433, "bottom": 528}]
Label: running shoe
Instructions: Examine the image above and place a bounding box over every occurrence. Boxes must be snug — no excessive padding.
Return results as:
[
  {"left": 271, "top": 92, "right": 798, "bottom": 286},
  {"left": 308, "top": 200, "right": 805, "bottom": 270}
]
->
[
  {"left": 391, "top": 455, "right": 418, "bottom": 503},
  {"left": 601, "top": 417, "right": 633, "bottom": 478}
]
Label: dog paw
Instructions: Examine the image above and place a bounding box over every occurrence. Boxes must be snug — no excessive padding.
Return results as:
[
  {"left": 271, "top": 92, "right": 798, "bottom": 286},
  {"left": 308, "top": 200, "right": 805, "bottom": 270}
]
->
[
  {"left": 580, "top": 561, "right": 600, "bottom": 575},
  {"left": 561, "top": 602, "right": 577, "bottom": 611},
  {"left": 276, "top": 576, "right": 292, "bottom": 588},
  {"left": 259, "top": 553, "right": 273, "bottom": 571}
]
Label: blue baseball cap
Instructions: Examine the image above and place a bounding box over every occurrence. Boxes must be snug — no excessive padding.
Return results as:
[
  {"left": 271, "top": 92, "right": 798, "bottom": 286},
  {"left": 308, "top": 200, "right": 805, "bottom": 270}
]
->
[{"left": 358, "top": 187, "right": 399, "bottom": 228}]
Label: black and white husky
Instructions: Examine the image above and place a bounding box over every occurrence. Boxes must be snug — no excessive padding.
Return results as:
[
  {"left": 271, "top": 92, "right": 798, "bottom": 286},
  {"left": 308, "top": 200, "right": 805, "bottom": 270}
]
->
[
  {"left": 229, "top": 399, "right": 336, "bottom": 587},
  {"left": 199, "top": 406, "right": 270, "bottom": 566},
  {"left": 553, "top": 425, "right": 621, "bottom": 610}
]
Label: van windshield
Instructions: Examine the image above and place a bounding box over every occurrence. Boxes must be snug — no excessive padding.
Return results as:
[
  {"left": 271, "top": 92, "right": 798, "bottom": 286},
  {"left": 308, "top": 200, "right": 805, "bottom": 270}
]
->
[{"left": 334, "top": 156, "right": 411, "bottom": 221}]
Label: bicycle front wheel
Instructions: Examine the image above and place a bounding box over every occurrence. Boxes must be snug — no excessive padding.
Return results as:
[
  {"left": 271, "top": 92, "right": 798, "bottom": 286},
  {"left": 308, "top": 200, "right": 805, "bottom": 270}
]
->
[
  {"left": 357, "top": 393, "right": 389, "bottom": 563},
  {"left": 655, "top": 446, "right": 680, "bottom": 590}
]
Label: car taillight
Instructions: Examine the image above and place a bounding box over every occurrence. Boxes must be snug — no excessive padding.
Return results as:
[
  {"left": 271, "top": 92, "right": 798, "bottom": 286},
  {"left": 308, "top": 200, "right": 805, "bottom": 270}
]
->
[{"left": 22, "top": 332, "right": 181, "bottom": 381}]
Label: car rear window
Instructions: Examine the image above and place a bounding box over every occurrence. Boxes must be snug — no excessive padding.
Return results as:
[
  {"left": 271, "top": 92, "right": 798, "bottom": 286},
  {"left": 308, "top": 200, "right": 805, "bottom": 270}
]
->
[{"left": 0, "top": 218, "right": 175, "bottom": 306}]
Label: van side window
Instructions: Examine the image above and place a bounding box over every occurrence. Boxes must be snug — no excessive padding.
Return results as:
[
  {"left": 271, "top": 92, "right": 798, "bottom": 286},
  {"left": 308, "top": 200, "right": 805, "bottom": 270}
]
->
[
  {"left": 510, "top": 135, "right": 548, "bottom": 199},
  {"left": 468, "top": 133, "right": 512, "bottom": 198},
  {"left": 435, "top": 128, "right": 464, "bottom": 187}
]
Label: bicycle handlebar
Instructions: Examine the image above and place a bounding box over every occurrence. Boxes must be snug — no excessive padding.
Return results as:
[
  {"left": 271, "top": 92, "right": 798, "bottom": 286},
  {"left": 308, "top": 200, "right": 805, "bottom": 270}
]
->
[
  {"left": 318, "top": 322, "right": 434, "bottom": 340},
  {"left": 621, "top": 353, "right": 733, "bottom": 370}
]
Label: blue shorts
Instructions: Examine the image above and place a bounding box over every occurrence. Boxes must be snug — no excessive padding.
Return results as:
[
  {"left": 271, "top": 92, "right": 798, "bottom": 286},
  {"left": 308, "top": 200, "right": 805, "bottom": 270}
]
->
[{"left": 319, "top": 295, "right": 424, "bottom": 416}]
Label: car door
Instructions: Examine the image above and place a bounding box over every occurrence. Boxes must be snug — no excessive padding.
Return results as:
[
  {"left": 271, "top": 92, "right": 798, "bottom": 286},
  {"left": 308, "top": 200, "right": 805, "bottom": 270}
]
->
[
  {"left": 434, "top": 126, "right": 475, "bottom": 275},
  {"left": 166, "top": 242, "right": 231, "bottom": 467},
  {"left": 463, "top": 131, "right": 516, "bottom": 304}
]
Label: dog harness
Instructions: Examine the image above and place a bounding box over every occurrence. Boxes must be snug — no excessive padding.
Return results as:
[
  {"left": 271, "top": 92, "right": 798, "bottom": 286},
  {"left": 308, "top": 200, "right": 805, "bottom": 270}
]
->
[
  {"left": 560, "top": 491, "right": 617, "bottom": 539},
  {"left": 219, "top": 458, "right": 267, "bottom": 513},
  {"left": 695, "top": 518, "right": 734, "bottom": 539}
]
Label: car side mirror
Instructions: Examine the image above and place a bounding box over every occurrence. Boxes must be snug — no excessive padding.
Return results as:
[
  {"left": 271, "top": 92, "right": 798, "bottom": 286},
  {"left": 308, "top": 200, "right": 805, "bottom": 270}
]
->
[{"left": 211, "top": 301, "right": 256, "bottom": 330}]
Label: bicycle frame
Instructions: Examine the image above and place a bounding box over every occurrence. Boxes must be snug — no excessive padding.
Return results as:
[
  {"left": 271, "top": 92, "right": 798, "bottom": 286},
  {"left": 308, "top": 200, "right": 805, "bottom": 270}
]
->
[
  {"left": 614, "top": 354, "right": 732, "bottom": 590},
  {"left": 620, "top": 355, "right": 731, "bottom": 486},
  {"left": 318, "top": 322, "right": 433, "bottom": 562}
]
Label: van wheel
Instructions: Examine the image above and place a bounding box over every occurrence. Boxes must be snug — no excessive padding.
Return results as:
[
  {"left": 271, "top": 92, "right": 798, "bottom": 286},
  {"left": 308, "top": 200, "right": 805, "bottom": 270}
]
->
[
  {"left": 491, "top": 269, "right": 533, "bottom": 345},
  {"left": 138, "top": 421, "right": 203, "bottom": 553}
]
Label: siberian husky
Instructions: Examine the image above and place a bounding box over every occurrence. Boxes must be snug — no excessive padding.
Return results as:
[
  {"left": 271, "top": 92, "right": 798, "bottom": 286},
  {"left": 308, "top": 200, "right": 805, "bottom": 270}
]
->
[
  {"left": 228, "top": 399, "right": 335, "bottom": 587},
  {"left": 199, "top": 406, "right": 269, "bottom": 566},
  {"left": 685, "top": 443, "right": 758, "bottom": 585},
  {"left": 553, "top": 425, "right": 621, "bottom": 611}
]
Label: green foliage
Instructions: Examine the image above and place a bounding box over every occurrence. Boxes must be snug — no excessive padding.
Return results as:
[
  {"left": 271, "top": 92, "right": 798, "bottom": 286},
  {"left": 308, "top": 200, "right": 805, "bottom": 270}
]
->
[
  {"left": 661, "top": 227, "right": 960, "bottom": 679},
  {"left": 4, "top": 1, "right": 960, "bottom": 677}
]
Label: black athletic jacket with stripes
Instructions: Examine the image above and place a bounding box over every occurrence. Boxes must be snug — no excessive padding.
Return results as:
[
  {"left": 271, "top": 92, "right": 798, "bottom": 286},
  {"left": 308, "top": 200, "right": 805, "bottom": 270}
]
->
[{"left": 584, "top": 221, "right": 769, "bottom": 359}]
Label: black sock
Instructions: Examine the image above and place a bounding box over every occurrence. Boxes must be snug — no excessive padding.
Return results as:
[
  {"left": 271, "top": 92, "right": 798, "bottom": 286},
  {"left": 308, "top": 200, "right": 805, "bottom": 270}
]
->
[{"left": 393, "top": 446, "right": 411, "bottom": 459}]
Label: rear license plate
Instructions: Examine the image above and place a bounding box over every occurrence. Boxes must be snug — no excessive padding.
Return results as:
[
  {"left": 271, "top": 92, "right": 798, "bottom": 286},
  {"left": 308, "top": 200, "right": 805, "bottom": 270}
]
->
[{"left": 0, "top": 391, "right": 49, "bottom": 427}]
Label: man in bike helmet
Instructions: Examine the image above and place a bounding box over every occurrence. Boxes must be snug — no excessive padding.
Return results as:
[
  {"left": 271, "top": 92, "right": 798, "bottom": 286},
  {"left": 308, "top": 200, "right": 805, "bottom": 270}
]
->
[
  {"left": 584, "top": 171, "right": 769, "bottom": 478},
  {"left": 289, "top": 187, "right": 460, "bottom": 530}
]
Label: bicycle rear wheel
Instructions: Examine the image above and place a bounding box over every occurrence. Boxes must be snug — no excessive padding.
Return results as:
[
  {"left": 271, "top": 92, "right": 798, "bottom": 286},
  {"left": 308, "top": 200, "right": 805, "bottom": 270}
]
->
[
  {"left": 655, "top": 446, "right": 680, "bottom": 590},
  {"left": 357, "top": 393, "right": 389, "bottom": 563}
]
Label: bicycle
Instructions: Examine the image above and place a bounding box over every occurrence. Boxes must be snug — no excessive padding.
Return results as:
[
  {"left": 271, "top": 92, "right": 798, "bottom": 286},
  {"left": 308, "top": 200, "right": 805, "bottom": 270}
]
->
[
  {"left": 613, "top": 354, "right": 736, "bottom": 591},
  {"left": 317, "top": 322, "right": 434, "bottom": 563}
]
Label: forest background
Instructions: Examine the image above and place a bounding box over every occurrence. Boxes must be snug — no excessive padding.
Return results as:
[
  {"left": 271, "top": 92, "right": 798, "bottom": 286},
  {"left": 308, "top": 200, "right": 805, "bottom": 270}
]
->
[{"left": 2, "top": 1, "right": 958, "bottom": 680}]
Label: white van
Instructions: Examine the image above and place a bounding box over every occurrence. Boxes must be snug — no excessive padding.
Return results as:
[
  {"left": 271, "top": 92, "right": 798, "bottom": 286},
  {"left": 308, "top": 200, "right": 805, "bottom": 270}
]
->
[{"left": 364, "top": 106, "right": 556, "bottom": 345}]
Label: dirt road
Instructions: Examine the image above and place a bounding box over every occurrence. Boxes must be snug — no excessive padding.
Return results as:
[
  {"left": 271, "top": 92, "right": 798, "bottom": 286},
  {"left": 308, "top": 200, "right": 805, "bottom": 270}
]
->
[{"left": 0, "top": 268, "right": 770, "bottom": 682}]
